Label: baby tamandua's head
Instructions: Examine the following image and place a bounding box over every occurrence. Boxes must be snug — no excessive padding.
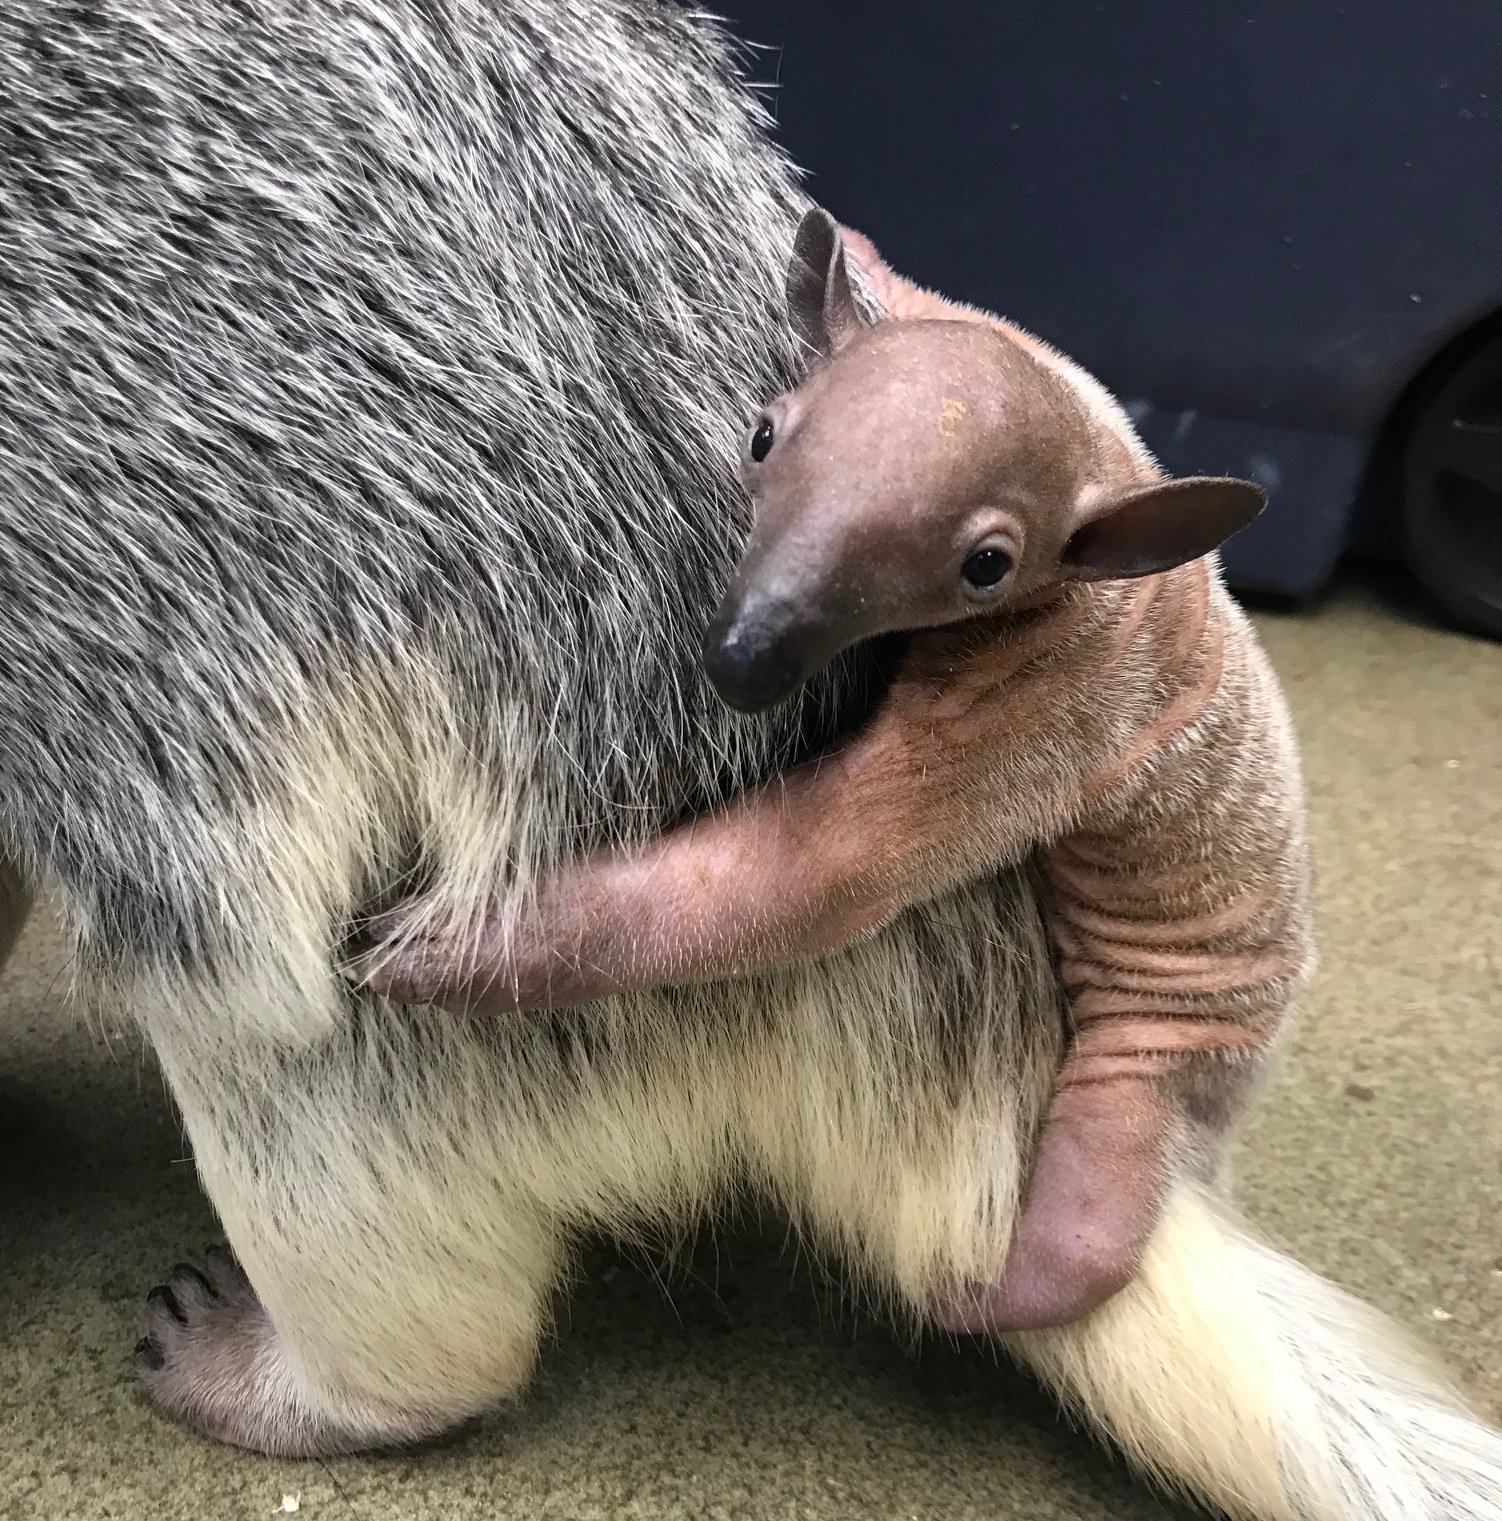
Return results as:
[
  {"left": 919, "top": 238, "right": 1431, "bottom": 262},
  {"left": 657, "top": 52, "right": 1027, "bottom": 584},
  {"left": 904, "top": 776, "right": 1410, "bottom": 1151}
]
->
[{"left": 703, "top": 209, "right": 1266, "bottom": 714}]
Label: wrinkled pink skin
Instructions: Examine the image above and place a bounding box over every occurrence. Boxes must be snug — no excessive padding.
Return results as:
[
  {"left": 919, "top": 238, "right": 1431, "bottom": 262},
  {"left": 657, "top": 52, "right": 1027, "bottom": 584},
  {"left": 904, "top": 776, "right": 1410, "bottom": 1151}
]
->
[{"left": 356, "top": 222, "right": 1309, "bottom": 1334}]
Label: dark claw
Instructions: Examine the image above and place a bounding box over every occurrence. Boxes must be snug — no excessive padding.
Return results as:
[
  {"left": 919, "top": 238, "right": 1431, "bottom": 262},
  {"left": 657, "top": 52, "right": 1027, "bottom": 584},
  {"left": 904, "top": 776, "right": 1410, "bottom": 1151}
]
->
[
  {"left": 146, "top": 1284, "right": 185, "bottom": 1324},
  {"left": 134, "top": 1336, "right": 165, "bottom": 1371},
  {"left": 172, "top": 1263, "right": 219, "bottom": 1301}
]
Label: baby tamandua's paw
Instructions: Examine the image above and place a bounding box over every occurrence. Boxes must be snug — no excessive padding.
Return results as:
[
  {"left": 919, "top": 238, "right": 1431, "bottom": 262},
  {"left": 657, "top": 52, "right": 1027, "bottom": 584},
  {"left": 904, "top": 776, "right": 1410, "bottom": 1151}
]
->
[
  {"left": 343, "top": 898, "right": 528, "bottom": 1012},
  {"left": 344, "top": 885, "right": 627, "bottom": 1015}
]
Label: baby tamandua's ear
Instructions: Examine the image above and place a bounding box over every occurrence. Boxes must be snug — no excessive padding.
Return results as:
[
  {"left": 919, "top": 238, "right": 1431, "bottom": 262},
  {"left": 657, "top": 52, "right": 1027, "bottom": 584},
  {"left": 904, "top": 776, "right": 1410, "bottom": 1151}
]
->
[
  {"left": 1060, "top": 476, "right": 1267, "bottom": 582},
  {"left": 786, "top": 207, "right": 871, "bottom": 362}
]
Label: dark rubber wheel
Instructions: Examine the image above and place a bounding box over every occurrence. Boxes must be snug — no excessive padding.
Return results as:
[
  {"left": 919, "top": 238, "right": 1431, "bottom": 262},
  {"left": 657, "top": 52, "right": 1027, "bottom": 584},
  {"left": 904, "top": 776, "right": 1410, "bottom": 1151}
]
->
[{"left": 1404, "top": 327, "right": 1502, "bottom": 640}]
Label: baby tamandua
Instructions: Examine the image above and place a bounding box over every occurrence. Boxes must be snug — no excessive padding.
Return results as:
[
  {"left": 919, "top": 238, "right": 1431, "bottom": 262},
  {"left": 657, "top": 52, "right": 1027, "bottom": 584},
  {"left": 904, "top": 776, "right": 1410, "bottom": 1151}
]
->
[{"left": 361, "top": 209, "right": 1314, "bottom": 1333}]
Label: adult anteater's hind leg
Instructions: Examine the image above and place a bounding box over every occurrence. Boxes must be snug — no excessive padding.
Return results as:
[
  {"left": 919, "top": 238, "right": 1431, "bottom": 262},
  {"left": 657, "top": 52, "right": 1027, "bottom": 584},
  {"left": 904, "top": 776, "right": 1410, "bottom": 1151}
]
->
[
  {"left": 136, "top": 979, "right": 734, "bottom": 1458},
  {"left": 135, "top": 1174, "right": 563, "bottom": 1457},
  {"left": 137, "top": 997, "right": 578, "bottom": 1457}
]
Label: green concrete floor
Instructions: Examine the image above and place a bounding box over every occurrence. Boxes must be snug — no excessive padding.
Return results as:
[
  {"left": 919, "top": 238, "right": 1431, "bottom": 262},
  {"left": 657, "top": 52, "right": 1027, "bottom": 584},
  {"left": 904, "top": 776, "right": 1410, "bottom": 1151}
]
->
[{"left": 2, "top": 569, "right": 1499, "bottom": 1520}]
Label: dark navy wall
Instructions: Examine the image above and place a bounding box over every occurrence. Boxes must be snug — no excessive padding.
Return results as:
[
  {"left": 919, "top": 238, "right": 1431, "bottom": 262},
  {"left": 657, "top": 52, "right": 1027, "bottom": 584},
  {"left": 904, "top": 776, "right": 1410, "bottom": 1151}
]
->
[{"left": 717, "top": 3, "right": 1502, "bottom": 596}]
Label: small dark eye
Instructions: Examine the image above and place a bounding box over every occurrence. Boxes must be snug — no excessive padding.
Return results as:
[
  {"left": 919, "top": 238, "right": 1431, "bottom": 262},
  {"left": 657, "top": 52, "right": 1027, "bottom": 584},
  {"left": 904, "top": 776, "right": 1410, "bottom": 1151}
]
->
[
  {"left": 962, "top": 547, "right": 1012, "bottom": 589},
  {"left": 749, "top": 418, "right": 775, "bottom": 463}
]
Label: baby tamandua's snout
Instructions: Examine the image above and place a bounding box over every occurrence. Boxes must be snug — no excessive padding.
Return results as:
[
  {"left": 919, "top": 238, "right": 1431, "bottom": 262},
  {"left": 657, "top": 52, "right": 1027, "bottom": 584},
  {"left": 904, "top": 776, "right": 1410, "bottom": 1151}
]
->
[
  {"left": 704, "top": 318, "right": 1088, "bottom": 714},
  {"left": 703, "top": 210, "right": 1265, "bottom": 715},
  {"left": 701, "top": 593, "right": 835, "bottom": 715}
]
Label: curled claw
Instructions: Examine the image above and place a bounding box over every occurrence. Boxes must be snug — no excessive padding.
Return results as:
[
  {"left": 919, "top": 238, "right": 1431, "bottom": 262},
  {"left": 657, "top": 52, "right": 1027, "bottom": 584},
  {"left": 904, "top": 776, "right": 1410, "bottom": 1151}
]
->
[
  {"left": 340, "top": 904, "right": 436, "bottom": 1003},
  {"left": 345, "top": 941, "right": 443, "bottom": 1006},
  {"left": 134, "top": 1336, "right": 165, "bottom": 1373}
]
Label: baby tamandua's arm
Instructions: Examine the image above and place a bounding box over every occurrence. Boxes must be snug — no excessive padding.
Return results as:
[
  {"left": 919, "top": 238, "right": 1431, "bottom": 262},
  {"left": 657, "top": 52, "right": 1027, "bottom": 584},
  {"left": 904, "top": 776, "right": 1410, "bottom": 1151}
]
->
[{"left": 356, "top": 585, "right": 1158, "bottom": 1016}]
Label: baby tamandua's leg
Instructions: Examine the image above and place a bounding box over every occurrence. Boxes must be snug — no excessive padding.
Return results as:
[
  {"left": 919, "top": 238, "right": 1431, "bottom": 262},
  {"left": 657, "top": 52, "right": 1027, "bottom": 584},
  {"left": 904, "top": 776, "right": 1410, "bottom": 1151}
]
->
[
  {"left": 936, "top": 605, "right": 1313, "bottom": 1330},
  {"left": 935, "top": 813, "right": 1310, "bottom": 1329}
]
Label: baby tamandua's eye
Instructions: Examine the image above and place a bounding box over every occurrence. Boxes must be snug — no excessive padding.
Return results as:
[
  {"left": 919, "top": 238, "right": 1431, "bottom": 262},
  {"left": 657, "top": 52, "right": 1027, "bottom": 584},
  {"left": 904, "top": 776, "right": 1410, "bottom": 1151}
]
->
[
  {"left": 748, "top": 417, "right": 775, "bottom": 462},
  {"left": 961, "top": 545, "right": 1013, "bottom": 589}
]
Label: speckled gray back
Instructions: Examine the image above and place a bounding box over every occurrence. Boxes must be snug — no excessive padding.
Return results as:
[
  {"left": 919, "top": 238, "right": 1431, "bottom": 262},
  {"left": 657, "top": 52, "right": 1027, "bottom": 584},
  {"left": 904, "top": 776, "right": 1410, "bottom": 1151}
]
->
[{"left": 0, "top": 0, "right": 847, "bottom": 974}]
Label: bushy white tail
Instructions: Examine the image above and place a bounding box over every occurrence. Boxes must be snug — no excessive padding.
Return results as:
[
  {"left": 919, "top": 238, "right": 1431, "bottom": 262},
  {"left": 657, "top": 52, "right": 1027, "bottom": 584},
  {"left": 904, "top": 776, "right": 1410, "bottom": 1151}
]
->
[{"left": 1005, "top": 1189, "right": 1502, "bottom": 1521}]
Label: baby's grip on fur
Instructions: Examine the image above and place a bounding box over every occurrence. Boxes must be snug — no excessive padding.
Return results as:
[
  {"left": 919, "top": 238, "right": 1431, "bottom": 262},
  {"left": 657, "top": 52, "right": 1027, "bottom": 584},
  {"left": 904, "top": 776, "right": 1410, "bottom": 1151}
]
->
[{"left": 1007, "top": 1188, "right": 1502, "bottom": 1521}]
